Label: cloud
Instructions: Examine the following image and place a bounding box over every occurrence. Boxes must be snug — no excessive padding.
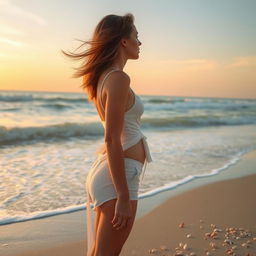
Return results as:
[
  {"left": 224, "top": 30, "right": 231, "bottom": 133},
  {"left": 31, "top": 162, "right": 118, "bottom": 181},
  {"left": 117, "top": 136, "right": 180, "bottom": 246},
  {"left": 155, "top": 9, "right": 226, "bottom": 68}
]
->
[
  {"left": 0, "top": 37, "right": 26, "bottom": 46},
  {"left": 0, "top": 0, "right": 47, "bottom": 25},
  {"left": 155, "top": 58, "right": 220, "bottom": 71},
  {"left": 224, "top": 56, "right": 256, "bottom": 68},
  {"left": 147, "top": 56, "right": 256, "bottom": 73}
]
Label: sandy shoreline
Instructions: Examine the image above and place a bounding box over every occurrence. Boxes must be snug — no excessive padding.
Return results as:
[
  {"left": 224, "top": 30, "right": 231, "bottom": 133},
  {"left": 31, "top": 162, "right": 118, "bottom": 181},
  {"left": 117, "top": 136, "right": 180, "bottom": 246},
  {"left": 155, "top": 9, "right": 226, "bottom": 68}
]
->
[{"left": 1, "top": 150, "right": 256, "bottom": 256}]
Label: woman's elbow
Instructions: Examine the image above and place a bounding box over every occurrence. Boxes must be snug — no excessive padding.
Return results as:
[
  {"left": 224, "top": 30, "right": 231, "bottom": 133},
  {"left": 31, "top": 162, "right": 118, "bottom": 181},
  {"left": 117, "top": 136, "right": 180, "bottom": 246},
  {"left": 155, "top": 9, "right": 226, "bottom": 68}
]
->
[{"left": 104, "top": 133, "right": 121, "bottom": 145}]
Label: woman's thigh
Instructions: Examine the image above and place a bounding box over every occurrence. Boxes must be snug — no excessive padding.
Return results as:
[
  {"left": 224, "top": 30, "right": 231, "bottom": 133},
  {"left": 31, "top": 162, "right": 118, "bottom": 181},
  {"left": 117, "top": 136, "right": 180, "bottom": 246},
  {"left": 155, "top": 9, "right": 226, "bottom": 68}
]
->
[{"left": 94, "top": 199, "right": 138, "bottom": 255}]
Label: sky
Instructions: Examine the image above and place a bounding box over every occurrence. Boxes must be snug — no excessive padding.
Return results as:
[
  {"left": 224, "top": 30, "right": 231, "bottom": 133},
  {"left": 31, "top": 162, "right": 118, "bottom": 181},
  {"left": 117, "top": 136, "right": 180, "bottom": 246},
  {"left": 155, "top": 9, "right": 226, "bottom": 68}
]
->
[{"left": 0, "top": 0, "right": 255, "bottom": 99}]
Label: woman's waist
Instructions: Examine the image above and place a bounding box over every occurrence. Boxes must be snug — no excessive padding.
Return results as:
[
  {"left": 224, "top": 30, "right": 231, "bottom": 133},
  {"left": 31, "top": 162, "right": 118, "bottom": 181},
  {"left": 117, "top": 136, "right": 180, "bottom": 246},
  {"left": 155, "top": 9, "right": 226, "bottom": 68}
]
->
[
  {"left": 123, "top": 138, "right": 146, "bottom": 164},
  {"left": 96, "top": 138, "right": 146, "bottom": 164}
]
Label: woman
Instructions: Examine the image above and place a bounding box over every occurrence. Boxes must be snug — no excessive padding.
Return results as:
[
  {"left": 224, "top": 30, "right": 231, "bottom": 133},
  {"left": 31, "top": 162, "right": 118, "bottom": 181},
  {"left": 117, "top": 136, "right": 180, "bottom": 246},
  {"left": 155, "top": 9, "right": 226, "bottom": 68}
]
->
[{"left": 62, "top": 13, "right": 152, "bottom": 256}]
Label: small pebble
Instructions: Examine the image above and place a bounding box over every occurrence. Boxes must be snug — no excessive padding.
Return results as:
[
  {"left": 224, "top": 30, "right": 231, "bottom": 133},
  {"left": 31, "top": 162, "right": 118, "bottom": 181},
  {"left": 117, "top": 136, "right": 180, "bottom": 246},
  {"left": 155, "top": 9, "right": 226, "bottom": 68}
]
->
[
  {"left": 183, "top": 243, "right": 188, "bottom": 250},
  {"left": 148, "top": 248, "right": 158, "bottom": 254},
  {"left": 179, "top": 222, "right": 185, "bottom": 228},
  {"left": 160, "top": 245, "right": 169, "bottom": 251}
]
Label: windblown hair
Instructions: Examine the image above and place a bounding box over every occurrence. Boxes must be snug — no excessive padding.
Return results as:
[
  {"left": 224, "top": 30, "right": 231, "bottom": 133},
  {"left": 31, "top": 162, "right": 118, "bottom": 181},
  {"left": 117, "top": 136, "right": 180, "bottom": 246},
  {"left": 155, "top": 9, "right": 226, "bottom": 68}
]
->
[{"left": 61, "top": 13, "right": 135, "bottom": 101}]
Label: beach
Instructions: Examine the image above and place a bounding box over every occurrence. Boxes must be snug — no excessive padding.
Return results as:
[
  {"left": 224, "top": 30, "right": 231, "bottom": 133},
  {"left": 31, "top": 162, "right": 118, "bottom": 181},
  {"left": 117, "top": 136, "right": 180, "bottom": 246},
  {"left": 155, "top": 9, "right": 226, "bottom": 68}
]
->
[{"left": 1, "top": 149, "right": 256, "bottom": 256}]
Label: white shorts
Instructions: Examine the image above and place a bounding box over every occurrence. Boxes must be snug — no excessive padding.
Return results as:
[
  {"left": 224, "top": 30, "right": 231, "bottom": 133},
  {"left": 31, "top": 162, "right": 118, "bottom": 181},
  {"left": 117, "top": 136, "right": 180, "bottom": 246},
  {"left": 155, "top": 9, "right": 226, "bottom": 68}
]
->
[{"left": 86, "top": 154, "right": 144, "bottom": 211}]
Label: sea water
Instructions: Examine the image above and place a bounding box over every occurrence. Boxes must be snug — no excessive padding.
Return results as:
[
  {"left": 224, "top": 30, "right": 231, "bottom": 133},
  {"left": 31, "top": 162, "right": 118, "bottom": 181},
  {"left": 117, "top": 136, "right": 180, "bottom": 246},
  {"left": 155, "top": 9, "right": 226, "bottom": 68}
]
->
[{"left": 0, "top": 90, "right": 256, "bottom": 225}]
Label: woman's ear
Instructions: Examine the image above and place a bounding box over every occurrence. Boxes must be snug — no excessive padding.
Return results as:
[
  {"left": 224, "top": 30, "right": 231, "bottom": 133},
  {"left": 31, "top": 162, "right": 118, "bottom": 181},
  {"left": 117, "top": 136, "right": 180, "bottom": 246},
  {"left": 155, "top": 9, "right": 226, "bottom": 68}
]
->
[{"left": 120, "top": 38, "right": 127, "bottom": 47}]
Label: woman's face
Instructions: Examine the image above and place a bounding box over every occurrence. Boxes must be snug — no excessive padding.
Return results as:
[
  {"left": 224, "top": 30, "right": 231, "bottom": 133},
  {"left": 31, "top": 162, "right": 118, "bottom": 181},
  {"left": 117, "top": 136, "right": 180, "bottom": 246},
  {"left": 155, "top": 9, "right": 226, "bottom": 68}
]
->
[{"left": 123, "top": 24, "right": 142, "bottom": 59}]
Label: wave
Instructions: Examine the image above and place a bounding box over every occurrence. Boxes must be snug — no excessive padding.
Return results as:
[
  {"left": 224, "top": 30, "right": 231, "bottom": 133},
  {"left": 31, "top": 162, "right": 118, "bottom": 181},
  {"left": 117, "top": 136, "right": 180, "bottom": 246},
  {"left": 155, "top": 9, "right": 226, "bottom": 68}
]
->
[
  {"left": 142, "top": 115, "right": 256, "bottom": 129},
  {"left": 148, "top": 98, "right": 256, "bottom": 111},
  {"left": 0, "top": 149, "right": 247, "bottom": 225},
  {"left": 0, "top": 95, "right": 88, "bottom": 103},
  {"left": 0, "top": 122, "right": 104, "bottom": 146},
  {"left": 1, "top": 113, "right": 255, "bottom": 146},
  {"left": 39, "top": 103, "right": 73, "bottom": 110}
]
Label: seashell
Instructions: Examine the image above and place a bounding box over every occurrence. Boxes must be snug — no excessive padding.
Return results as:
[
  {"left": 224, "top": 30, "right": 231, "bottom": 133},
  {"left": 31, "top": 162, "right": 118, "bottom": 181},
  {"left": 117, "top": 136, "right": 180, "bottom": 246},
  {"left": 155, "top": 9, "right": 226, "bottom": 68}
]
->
[
  {"left": 210, "top": 224, "right": 216, "bottom": 228},
  {"left": 206, "top": 252, "right": 211, "bottom": 256},
  {"left": 179, "top": 222, "right": 185, "bottom": 228},
  {"left": 160, "top": 245, "right": 169, "bottom": 251},
  {"left": 205, "top": 232, "right": 211, "bottom": 237},
  {"left": 246, "top": 240, "right": 251, "bottom": 244},
  {"left": 174, "top": 251, "right": 184, "bottom": 256},
  {"left": 186, "top": 233, "right": 192, "bottom": 238},
  {"left": 224, "top": 239, "right": 233, "bottom": 245},
  {"left": 213, "top": 228, "right": 222, "bottom": 232},
  {"left": 226, "top": 248, "right": 234, "bottom": 255},
  {"left": 210, "top": 231, "right": 218, "bottom": 238},
  {"left": 232, "top": 245, "right": 237, "bottom": 250},
  {"left": 209, "top": 242, "right": 218, "bottom": 249},
  {"left": 2, "top": 244, "right": 8, "bottom": 247},
  {"left": 148, "top": 248, "right": 158, "bottom": 253},
  {"left": 189, "top": 252, "right": 196, "bottom": 256},
  {"left": 179, "top": 242, "right": 184, "bottom": 248},
  {"left": 200, "top": 225, "right": 204, "bottom": 229},
  {"left": 235, "top": 236, "right": 240, "bottom": 240},
  {"left": 241, "top": 242, "right": 249, "bottom": 248},
  {"left": 183, "top": 243, "right": 188, "bottom": 250},
  {"left": 253, "top": 237, "right": 256, "bottom": 241}
]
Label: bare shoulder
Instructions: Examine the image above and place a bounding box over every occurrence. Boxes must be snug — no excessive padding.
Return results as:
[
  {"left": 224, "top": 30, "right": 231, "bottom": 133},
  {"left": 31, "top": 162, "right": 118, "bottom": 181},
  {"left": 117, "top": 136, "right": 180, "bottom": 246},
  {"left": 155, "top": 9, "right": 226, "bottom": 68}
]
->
[{"left": 104, "top": 70, "right": 130, "bottom": 93}]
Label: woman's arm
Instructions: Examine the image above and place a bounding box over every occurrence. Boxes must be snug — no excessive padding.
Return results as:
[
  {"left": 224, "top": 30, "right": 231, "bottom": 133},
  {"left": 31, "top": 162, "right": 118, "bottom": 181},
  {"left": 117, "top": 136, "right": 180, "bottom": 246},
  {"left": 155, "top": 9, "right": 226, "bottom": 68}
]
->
[{"left": 104, "top": 70, "right": 130, "bottom": 200}]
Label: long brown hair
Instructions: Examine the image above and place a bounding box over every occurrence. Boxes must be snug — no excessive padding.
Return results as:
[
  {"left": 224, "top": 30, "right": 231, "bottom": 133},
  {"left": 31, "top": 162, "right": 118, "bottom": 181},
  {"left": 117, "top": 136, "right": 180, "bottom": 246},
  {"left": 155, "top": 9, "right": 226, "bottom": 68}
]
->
[{"left": 61, "top": 13, "right": 135, "bottom": 101}]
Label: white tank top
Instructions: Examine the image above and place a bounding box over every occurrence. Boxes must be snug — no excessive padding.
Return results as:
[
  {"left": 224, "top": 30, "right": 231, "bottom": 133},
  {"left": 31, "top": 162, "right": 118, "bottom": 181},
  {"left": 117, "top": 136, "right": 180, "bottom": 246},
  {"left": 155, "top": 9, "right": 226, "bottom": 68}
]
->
[{"left": 96, "top": 68, "right": 153, "bottom": 182}]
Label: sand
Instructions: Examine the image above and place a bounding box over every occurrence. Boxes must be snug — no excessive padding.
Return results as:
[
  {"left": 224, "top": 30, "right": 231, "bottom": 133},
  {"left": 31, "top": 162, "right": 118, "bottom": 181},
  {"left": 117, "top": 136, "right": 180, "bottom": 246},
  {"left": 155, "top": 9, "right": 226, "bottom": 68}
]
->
[{"left": 1, "top": 150, "right": 256, "bottom": 256}]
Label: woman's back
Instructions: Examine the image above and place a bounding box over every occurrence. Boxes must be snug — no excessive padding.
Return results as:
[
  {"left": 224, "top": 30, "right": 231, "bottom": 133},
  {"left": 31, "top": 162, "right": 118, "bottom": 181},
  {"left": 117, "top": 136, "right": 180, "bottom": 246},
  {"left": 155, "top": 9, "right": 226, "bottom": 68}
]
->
[{"left": 94, "top": 68, "right": 148, "bottom": 165}]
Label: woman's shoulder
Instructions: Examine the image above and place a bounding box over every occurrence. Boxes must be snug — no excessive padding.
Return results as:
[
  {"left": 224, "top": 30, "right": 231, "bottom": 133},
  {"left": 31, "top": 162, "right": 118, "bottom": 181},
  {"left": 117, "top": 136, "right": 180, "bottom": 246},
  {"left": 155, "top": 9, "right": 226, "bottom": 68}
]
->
[
  {"left": 102, "top": 69, "right": 130, "bottom": 91},
  {"left": 107, "top": 68, "right": 130, "bottom": 81}
]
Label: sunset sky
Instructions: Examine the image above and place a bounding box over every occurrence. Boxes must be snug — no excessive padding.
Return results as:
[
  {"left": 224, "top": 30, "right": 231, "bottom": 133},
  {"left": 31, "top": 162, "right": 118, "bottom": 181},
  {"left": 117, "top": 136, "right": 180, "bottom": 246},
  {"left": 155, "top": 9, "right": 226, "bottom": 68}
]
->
[{"left": 0, "top": 0, "right": 255, "bottom": 99}]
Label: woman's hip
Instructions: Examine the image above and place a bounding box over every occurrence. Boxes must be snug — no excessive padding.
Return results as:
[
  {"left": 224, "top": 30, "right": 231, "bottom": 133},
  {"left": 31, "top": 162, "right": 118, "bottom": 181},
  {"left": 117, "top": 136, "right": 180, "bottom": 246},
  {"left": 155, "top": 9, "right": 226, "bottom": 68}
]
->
[{"left": 86, "top": 156, "right": 144, "bottom": 190}]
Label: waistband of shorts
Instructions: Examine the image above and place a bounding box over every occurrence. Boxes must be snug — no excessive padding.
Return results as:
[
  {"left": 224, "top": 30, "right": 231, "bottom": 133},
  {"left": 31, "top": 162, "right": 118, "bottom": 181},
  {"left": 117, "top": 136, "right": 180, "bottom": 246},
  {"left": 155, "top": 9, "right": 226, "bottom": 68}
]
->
[
  {"left": 96, "top": 154, "right": 144, "bottom": 168},
  {"left": 124, "top": 157, "right": 144, "bottom": 168}
]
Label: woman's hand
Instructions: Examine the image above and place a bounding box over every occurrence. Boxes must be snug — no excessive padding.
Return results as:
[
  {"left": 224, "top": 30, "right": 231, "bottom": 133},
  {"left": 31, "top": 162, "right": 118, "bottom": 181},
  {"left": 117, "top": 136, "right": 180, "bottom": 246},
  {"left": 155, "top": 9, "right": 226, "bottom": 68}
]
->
[{"left": 111, "top": 198, "right": 132, "bottom": 230}]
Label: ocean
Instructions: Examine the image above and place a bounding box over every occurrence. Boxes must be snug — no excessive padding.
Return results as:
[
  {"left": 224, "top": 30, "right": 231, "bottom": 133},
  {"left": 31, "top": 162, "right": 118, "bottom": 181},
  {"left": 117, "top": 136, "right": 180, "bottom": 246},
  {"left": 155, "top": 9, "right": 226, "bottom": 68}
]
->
[{"left": 0, "top": 90, "right": 256, "bottom": 225}]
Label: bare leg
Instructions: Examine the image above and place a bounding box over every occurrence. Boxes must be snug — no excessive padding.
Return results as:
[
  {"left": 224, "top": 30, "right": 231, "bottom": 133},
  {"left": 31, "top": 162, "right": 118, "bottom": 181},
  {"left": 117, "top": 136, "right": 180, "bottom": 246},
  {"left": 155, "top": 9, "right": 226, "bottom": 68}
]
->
[
  {"left": 90, "top": 208, "right": 101, "bottom": 256},
  {"left": 93, "top": 199, "right": 138, "bottom": 256}
]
